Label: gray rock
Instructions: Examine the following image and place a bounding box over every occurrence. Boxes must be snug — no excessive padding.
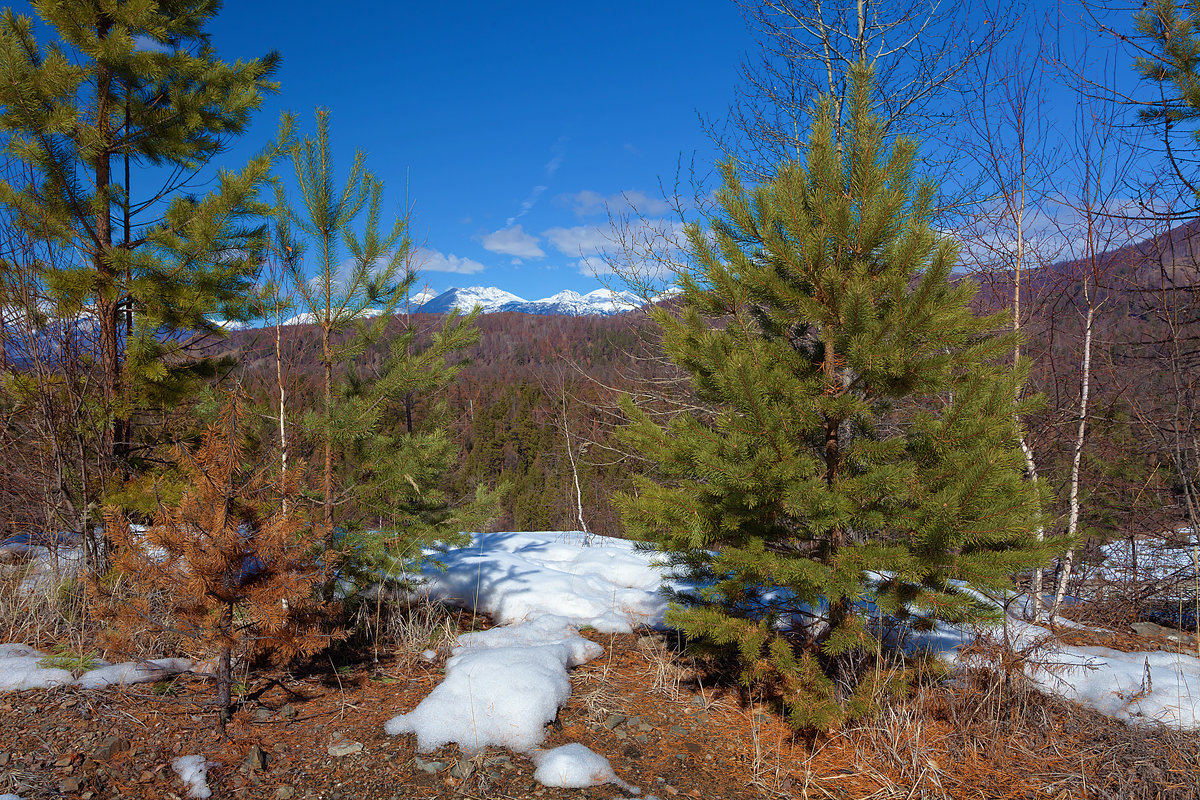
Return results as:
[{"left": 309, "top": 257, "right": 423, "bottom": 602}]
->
[
  {"left": 450, "top": 759, "right": 476, "bottom": 780},
  {"left": 59, "top": 776, "right": 84, "bottom": 793},
  {"left": 414, "top": 755, "right": 445, "bottom": 773},
  {"left": 603, "top": 713, "right": 628, "bottom": 730},
  {"left": 275, "top": 786, "right": 296, "bottom": 799},
  {"left": 92, "top": 736, "right": 130, "bottom": 761},
  {"left": 280, "top": 703, "right": 297, "bottom": 719},
  {"left": 326, "top": 734, "right": 362, "bottom": 757},
  {"left": 244, "top": 744, "right": 267, "bottom": 772}
]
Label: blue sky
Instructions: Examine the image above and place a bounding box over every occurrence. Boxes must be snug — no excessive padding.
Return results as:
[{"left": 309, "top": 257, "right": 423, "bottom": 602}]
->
[
  {"left": 202, "top": 0, "right": 754, "bottom": 301},
  {"left": 7, "top": 0, "right": 1171, "bottom": 299}
]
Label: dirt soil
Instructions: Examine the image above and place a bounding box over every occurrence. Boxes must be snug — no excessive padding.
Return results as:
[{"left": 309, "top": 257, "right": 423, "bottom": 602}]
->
[{"left": 1, "top": 622, "right": 1198, "bottom": 800}]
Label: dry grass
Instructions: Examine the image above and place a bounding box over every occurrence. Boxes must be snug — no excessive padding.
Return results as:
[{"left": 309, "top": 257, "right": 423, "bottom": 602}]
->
[{"left": 0, "top": 560, "right": 89, "bottom": 648}]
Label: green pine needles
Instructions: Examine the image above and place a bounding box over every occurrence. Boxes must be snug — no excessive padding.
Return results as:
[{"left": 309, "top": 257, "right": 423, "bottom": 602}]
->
[
  {"left": 619, "top": 68, "right": 1054, "bottom": 731},
  {"left": 0, "top": 0, "right": 283, "bottom": 472}
]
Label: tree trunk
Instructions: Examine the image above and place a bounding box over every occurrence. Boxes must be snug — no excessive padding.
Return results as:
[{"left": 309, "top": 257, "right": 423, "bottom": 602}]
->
[
  {"left": 1051, "top": 296, "right": 1094, "bottom": 621},
  {"left": 322, "top": 324, "right": 335, "bottom": 599},
  {"left": 216, "top": 605, "right": 233, "bottom": 732},
  {"left": 93, "top": 29, "right": 121, "bottom": 469}
]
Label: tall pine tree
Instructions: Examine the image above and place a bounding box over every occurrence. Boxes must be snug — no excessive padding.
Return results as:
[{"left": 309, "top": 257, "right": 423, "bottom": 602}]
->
[
  {"left": 0, "top": 0, "right": 281, "bottom": 485},
  {"left": 274, "top": 109, "right": 492, "bottom": 597},
  {"left": 619, "top": 67, "right": 1053, "bottom": 731}
]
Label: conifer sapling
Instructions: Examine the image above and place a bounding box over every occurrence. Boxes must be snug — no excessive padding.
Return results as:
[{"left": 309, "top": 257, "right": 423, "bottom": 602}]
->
[
  {"left": 619, "top": 66, "right": 1055, "bottom": 731},
  {"left": 96, "top": 395, "right": 336, "bottom": 726}
]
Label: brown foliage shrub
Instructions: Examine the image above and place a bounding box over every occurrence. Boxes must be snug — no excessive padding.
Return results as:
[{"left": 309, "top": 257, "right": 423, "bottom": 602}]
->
[{"left": 91, "top": 395, "right": 341, "bottom": 722}]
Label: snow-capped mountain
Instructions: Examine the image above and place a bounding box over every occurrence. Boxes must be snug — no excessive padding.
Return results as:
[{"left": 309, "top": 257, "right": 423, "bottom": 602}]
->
[
  {"left": 417, "top": 286, "right": 526, "bottom": 315},
  {"left": 416, "top": 286, "right": 644, "bottom": 317}
]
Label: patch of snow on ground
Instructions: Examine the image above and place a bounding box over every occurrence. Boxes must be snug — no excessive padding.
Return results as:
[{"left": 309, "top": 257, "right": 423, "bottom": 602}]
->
[
  {"left": 385, "top": 615, "right": 602, "bottom": 753},
  {"left": 907, "top": 611, "right": 1200, "bottom": 728},
  {"left": 0, "top": 646, "right": 73, "bottom": 691},
  {"left": 171, "top": 755, "right": 212, "bottom": 798},
  {"left": 0, "top": 644, "right": 191, "bottom": 692},
  {"left": 421, "top": 531, "right": 670, "bottom": 633},
  {"left": 76, "top": 658, "right": 193, "bottom": 688},
  {"left": 0, "top": 794, "right": 24, "bottom": 800},
  {"left": 531, "top": 743, "right": 638, "bottom": 791}
]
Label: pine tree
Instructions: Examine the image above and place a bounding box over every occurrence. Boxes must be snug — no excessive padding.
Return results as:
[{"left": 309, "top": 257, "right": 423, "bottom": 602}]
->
[
  {"left": 0, "top": 1, "right": 282, "bottom": 489},
  {"left": 275, "top": 109, "right": 492, "bottom": 597},
  {"left": 339, "top": 308, "right": 495, "bottom": 596},
  {"left": 619, "top": 67, "right": 1053, "bottom": 731},
  {"left": 96, "top": 394, "right": 335, "bottom": 728},
  {"left": 275, "top": 108, "right": 408, "bottom": 558}
]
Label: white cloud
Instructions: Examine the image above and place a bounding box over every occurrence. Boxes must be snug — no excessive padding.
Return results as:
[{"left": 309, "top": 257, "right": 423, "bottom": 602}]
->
[
  {"left": 557, "top": 189, "right": 673, "bottom": 218},
  {"left": 505, "top": 185, "right": 547, "bottom": 227},
  {"left": 481, "top": 225, "right": 545, "bottom": 259},
  {"left": 414, "top": 248, "right": 487, "bottom": 275},
  {"left": 542, "top": 225, "right": 611, "bottom": 257}
]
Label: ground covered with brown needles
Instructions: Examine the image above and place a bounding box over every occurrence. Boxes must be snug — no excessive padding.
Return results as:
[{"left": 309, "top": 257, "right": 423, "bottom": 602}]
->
[{"left": 1, "top": 617, "right": 1198, "bottom": 800}]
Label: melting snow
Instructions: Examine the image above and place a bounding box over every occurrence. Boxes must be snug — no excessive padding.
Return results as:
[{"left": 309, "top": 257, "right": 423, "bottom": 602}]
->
[
  {"left": 0, "top": 645, "right": 192, "bottom": 692},
  {"left": 419, "top": 531, "right": 670, "bottom": 632},
  {"left": 171, "top": 755, "right": 213, "bottom": 798},
  {"left": 531, "top": 742, "right": 638, "bottom": 791},
  {"left": 387, "top": 531, "right": 659, "bottom": 789},
  {"left": 385, "top": 615, "right": 602, "bottom": 753}
]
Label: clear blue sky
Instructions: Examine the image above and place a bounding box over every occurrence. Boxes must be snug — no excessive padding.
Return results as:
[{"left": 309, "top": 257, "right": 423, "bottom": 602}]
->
[
  {"left": 204, "top": 0, "right": 754, "bottom": 301},
  {"left": 7, "top": 1, "right": 1164, "bottom": 299}
]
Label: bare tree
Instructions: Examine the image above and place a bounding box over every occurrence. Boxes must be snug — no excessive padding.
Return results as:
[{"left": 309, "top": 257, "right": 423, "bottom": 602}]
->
[
  {"left": 713, "top": 0, "right": 1019, "bottom": 189},
  {"left": 1047, "top": 62, "right": 1142, "bottom": 621}
]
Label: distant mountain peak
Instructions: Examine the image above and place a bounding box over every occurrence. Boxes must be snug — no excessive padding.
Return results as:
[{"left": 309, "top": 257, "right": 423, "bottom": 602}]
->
[{"left": 416, "top": 286, "right": 645, "bottom": 317}]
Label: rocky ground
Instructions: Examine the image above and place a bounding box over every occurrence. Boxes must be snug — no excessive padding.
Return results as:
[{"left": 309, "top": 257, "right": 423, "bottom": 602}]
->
[{"left": 1, "top": 621, "right": 1199, "bottom": 800}]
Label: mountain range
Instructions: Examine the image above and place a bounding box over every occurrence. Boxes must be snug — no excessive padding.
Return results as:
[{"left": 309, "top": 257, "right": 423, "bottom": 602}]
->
[{"left": 414, "top": 286, "right": 646, "bottom": 317}]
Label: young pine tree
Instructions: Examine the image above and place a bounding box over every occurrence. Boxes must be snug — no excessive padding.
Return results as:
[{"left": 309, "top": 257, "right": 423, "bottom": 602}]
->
[
  {"left": 275, "top": 110, "right": 492, "bottom": 598},
  {"left": 275, "top": 109, "right": 408, "bottom": 570},
  {"left": 0, "top": 1, "right": 282, "bottom": 486},
  {"left": 339, "top": 307, "right": 495, "bottom": 596},
  {"left": 619, "top": 67, "right": 1054, "bottom": 731},
  {"left": 97, "top": 395, "right": 335, "bottom": 727}
]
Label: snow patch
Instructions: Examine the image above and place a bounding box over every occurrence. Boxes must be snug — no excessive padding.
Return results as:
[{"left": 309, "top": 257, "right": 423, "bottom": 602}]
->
[
  {"left": 0, "top": 646, "right": 73, "bottom": 691},
  {"left": 171, "top": 755, "right": 213, "bottom": 798},
  {"left": 420, "top": 531, "right": 670, "bottom": 633},
  {"left": 76, "top": 658, "right": 193, "bottom": 689},
  {"left": 906, "top": 610, "right": 1200, "bottom": 728},
  {"left": 0, "top": 644, "right": 191, "bottom": 692},
  {"left": 385, "top": 615, "right": 602, "bottom": 753},
  {"left": 531, "top": 743, "right": 637, "bottom": 791}
]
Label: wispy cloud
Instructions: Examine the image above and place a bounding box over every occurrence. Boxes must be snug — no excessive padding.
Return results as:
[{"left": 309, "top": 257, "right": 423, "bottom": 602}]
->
[
  {"left": 556, "top": 189, "right": 673, "bottom": 218},
  {"left": 481, "top": 225, "right": 545, "bottom": 259},
  {"left": 545, "top": 138, "right": 566, "bottom": 178},
  {"left": 505, "top": 185, "right": 547, "bottom": 228},
  {"left": 542, "top": 225, "right": 610, "bottom": 257},
  {"left": 414, "top": 247, "right": 488, "bottom": 275}
]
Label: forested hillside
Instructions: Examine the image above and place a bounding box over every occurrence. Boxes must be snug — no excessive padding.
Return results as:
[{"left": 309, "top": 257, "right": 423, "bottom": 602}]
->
[{"left": 223, "top": 310, "right": 669, "bottom": 538}]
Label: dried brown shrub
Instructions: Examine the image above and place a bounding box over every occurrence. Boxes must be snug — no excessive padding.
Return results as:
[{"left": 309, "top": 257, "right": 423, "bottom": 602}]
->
[{"left": 92, "top": 395, "right": 341, "bottom": 724}]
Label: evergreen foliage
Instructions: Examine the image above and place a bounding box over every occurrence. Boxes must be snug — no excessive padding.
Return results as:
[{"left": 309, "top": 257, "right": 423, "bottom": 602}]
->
[
  {"left": 0, "top": 0, "right": 283, "bottom": 480},
  {"left": 274, "top": 109, "right": 493, "bottom": 596},
  {"left": 336, "top": 309, "right": 496, "bottom": 592},
  {"left": 619, "top": 67, "right": 1053, "bottom": 731}
]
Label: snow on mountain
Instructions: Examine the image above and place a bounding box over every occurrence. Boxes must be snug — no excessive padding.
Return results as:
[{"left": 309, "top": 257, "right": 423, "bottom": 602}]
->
[
  {"left": 417, "top": 286, "right": 527, "bottom": 315},
  {"left": 409, "top": 288, "right": 438, "bottom": 307},
  {"left": 416, "top": 286, "right": 643, "bottom": 317}
]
